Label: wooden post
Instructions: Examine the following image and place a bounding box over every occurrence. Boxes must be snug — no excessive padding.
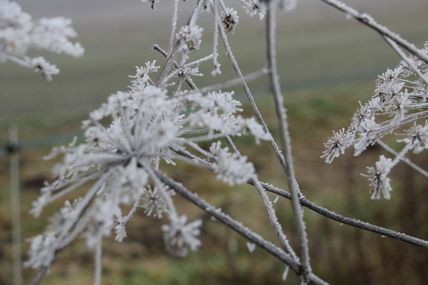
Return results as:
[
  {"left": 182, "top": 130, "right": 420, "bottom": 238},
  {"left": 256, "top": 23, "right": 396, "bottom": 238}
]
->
[{"left": 9, "top": 127, "right": 22, "bottom": 285}]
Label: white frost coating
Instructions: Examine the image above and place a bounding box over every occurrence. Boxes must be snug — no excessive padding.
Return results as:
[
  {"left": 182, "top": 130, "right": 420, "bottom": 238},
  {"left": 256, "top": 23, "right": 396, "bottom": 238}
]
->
[
  {"left": 362, "top": 155, "right": 393, "bottom": 200},
  {"left": 30, "top": 57, "right": 59, "bottom": 81},
  {"left": 321, "top": 128, "right": 353, "bottom": 164},
  {"left": 28, "top": 53, "right": 269, "bottom": 272},
  {"left": 323, "top": 42, "right": 428, "bottom": 198},
  {"left": 177, "top": 24, "right": 203, "bottom": 51},
  {"left": 281, "top": 0, "right": 297, "bottom": 12},
  {"left": 209, "top": 142, "right": 255, "bottom": 185},
  {"left": 243, "top": 0, "right": 266, "bottom": 20},
  {"left": 246, "top": 242, "right": 256, "bottom": 253},
  {"left": 0, "top": 0, "right": 83, "bottom": 78},
  {"left": 26, "top": 0, "right": 428, "bottom": 283},
  {"left": 162, "top": 215, "right": 202, "bottom": 257}
]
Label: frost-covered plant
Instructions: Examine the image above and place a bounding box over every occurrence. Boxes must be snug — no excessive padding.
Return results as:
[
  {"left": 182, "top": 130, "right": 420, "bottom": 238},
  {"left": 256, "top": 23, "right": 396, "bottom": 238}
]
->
[
  {"left": 0, "top": 0, "right": 83, "bottom": 80},
  {"left": 25, "top": 0, "right": 428, "bottom": 284},
  {"left": 323, "top": 41, "right": 428, "bottom": 199},
  {"left": 27, "top": 59, "right": 270, "bottom": 269}
]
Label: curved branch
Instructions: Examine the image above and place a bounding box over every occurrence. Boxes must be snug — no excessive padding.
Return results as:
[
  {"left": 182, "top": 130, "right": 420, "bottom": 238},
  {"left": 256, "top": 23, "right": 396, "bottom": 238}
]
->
[
  {"left": 318, "top": 0, "right": 428, "bottom": 64},
  {"left": 174, "top": 148, "right": 428, "bottom": 248},
  {"left": 259, "top": 182, "right": 428, "bottom": 248},
  {"left": 266, "top": 0, "right": 311, "bottom": 278},
  {"left": 155, "top": 170, "right": 328, "bottom": 285}
]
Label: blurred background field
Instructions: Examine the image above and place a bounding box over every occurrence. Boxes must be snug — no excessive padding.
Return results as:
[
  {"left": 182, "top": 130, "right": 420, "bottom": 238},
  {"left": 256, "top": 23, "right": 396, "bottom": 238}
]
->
[{"left": 1, "top": 0, "right": 428, "bottom": 284}]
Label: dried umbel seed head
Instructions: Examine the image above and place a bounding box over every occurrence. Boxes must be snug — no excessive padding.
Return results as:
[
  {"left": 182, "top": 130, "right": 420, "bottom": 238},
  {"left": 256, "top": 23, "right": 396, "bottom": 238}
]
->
[{"left": 222, "top": 8, "right": 239, "bottom": 33}]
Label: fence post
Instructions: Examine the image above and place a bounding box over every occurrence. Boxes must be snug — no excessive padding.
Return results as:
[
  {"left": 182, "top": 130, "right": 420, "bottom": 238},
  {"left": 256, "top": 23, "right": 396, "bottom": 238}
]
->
[{"left": 8, "top": 127, "right": 22, "bottom": 285}]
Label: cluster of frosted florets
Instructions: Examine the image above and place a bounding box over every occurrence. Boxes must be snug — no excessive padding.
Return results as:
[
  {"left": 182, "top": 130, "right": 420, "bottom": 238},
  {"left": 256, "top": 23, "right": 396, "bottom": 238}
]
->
[
  {"left": 243, "top": 0, "right": 267, "bottom": 20},
  {"left": 322, "top": 42, "right": 428, "bottom": 199},
  {"left": 27, "top": 0, "right": 292, "bottom": 277},
  {"left": 27, "top": 59, "right": 269, "bottom": 269},
  {"left": 162, "top": 215, "right": 202, "bottom": 257},
  {"left": 177, "top": 25, "right": 203, "bottom": 51},
  {"left": 0, "top": 0, "right": 83, "bottom": 79},
  {"left": 209, "top": 141, "right": 255, "bottom": 185}
]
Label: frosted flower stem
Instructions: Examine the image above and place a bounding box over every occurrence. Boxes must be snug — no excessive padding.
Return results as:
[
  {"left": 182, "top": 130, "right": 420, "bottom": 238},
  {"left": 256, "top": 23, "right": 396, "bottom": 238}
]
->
[
  {"left": 377, "top": 140, "right": 428, "bottom": 179},
  {"left": 175, "top": 148, "right": 428, "bottom": 247},
  {"left": 214, "top": 0, "right": 290, "bottom": 177},
  {"left": 152, "top": 44, "right": 197, "bottom": 89},
  {"left": 168, "top": 0, "right": 179, "bottom": 55},
  {"left": 266, "top": 0, "right": 311, "bottom": 279},
  {"left": 252, "top": 177, "right": 299, "bottom": 260},
  {"left": 93, "top": 240, "right": 102, "bottom": 285},
  {"left": 319, "top": 0, "right": 428, "bottom": 64},
  {"left": 200, "top": 68, "right": 269, "bottom": 93},
  {"left": 382, "top": 36, "right": 428, "bottom": 86},
  {"left": 155, "top": 170, "right": 328, "bottom": 285},
  {"left": 225, "top": 136, "right": 298, "bottom": 259}
]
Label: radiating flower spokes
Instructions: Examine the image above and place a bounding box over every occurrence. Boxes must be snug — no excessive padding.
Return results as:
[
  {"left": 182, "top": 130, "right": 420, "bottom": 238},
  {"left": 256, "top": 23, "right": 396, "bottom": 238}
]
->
[{"left": 322, "top": 43, "right": 428, "bottom": 198}]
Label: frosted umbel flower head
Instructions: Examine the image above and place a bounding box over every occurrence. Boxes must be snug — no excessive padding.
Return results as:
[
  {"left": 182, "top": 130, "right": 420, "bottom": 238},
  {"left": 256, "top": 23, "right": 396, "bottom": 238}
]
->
[
  {"left": 27, "top": 57, "right": 269, "bottom": 271},
  {"left": 322, "top": 42, "right": 428, "bottom": 199}
]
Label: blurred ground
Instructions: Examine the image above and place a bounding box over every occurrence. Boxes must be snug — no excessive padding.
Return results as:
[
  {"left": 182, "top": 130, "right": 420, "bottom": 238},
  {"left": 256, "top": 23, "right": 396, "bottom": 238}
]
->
[{"left": 1, "top": 0, "right": 428, "bottom": 284}]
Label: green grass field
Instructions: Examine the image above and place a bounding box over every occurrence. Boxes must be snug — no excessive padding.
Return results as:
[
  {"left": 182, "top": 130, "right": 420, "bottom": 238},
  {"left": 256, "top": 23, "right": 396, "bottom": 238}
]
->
[{"left": 1, "top": 1, "right": 428, "bottom": 284}]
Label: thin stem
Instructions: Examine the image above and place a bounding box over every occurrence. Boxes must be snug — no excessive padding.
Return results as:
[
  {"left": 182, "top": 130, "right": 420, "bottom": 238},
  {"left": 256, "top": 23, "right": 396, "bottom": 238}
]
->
[
  {"left": 210, "top": 20, "right": 305, "bottom": 271},
  {"left": 94, "top": 240, "right": 102, "bottom": 285},
  {"left": 225, "top": 136, "right": 298, "bottom": 259},
  {"left": 318, "top": 0, "right": 428, "bottom": 64},
  {"left": 168, "top": 0, "right": 179, "bottom": 55},
  {"left": 214, "top": 0, "right": 291, "bottom": 179},
  {"left": 260, "top": 182, "right": 428, "bottom": 248},
  {"left": 174, "top": 147, "right": 428, "bottom": 247},
  {"left": 200, "top": 68, "right": 269, "bottom": 93},
  {"left": 152, "top": 44, "right": 197, "bottom": 89},
  {"left": 252, "top": 176, "right": 299, "bottom": 259},
  {"left": 266, "top": 0, "right": 311, "bottom": 278},
  {"left": 31, "top": 171, "right": 113, "bottom": 285},
  {"left": 157, "top": 0, "right": 203, "bottom": 84},
  {"left": 155, "top": 170, "right": 328, "bottom": 285},
  {"left": 377, "top": 140, "right": 428, "bottom": 179},
  {"left": 382, "top": 36, "right": 428, "bottom": 86}
]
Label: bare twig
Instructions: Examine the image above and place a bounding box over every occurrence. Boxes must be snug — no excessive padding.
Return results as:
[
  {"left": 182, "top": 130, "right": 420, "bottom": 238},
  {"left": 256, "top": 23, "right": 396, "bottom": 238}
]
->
[
  {"left": 94, "top": 241, "right": 102, "bottom": 285},
  {"left": 174, "top": 147, "right": 428, "bottom": 248},
  {"left": 266, "top": 0, "right": 311, "bottom": 279},
  {"left": 318, "top": 0, "right": 428, "bottom": 64},
  {"left": 155, "top": 170, "right": 328, "bottom": 285},
  {"left": 168, "top": 0, "right": 179, "bottom": 55},
  {"left": 213, "top": 0, "right": 305, "bottom": 263},
  {"left": 200, "top": 68, "right": 269, "bottom": 92},
  {"left": 260, "top": 182, "right": 428, "bottom": 248},
  {"left": 214, "top": 0, "right": 291, "bottom": 182}
]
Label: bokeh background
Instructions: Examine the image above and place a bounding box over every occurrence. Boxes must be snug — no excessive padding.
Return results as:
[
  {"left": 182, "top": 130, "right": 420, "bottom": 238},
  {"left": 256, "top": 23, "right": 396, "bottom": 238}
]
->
[{"left": 1, "top": 0, "right": 428, "bottom": 284}]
